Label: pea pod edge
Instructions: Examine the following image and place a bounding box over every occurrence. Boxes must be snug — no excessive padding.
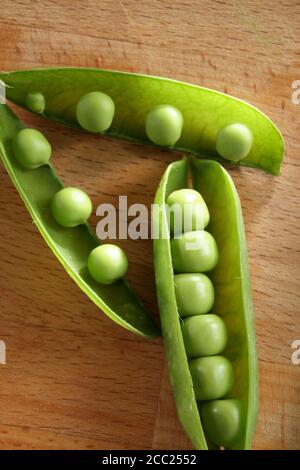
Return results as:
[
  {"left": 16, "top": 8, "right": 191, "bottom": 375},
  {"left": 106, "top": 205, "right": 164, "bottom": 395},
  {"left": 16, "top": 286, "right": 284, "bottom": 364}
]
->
[
  {"left": 153, "top": 157, "right": 258, "bottom": 449},
  {"left": 0, "top": 67, "right": 284, "bottom": 175},
  {"left": 0, "top": 104, "right": 160, "bottom": 339}
]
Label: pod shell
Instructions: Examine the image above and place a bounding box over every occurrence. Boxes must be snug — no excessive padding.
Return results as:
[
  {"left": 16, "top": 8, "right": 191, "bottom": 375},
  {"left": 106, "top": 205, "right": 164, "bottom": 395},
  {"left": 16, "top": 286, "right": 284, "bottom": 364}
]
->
[
  {"left": 0, "top": 104, "right": 159, "bottom": 339},
  {"left": 0, "top": 68, "right": 284, "bottom": 174},
  {"left": 153, "top": 157, "right": 258, "bottom": 449}
]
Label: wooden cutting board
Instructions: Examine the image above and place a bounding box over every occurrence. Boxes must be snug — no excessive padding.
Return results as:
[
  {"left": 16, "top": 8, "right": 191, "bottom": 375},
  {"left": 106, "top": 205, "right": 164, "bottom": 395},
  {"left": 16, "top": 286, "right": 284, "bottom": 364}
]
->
[{"left": 0, "top": 0, "right": 299, "bottom": 450}]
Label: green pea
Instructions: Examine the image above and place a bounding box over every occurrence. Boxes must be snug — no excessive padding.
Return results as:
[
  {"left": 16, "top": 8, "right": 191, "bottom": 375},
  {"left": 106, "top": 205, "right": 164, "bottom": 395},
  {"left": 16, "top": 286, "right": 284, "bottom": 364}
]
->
[
  {"left": 76, "top": 91, "right": 115, "bottom": 133},
  {"left": 189, "top": 356, "right": 233, "bottom": 401},
  {"left": 51, "top": 187, "right": 92, "bottom": 228},
  {"left": 171, "top": 230, "right": 218, "bottom": 273},
  {"left": 216, "top": 123, "right": 253, "bottom": 162},
  {"left": 201, "top": 399, "right": 243, "bottom": 447},
  {"left": 25, "top": 92, "right": 46, "bottom": 114},
  {"left": 181, "top": 314, "right": 227, "bottom": 357},
  {"left": 145, "top": 105, "right": 183, "bottom": 146},
  {"left": 174, "top": 273, "right": 214, "bottom": 316},
  {"left": 166, "top": 189, "right": 210, "bottom": 234},
  {"left": 88, "top": 244, "right": 128, "bottom": 285},
  {"left": 12, "top": 128, "right": 52, "bottom": 169}
]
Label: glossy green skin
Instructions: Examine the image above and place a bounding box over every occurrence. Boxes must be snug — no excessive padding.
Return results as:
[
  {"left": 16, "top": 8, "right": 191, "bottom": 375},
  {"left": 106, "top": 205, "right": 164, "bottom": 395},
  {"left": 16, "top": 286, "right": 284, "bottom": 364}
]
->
[
  {"left": 153, "top": 158, "right": 258, "bottom": 449},
  {"left": 216, "top": 123, "right": 253, "bottom": 162},
  {"left": 171, "top": 230, "right": 219, "bottom": 273},
  {"left": 88, "top": 245, "right": 128, "bottom": 285},
  {"left": 51, "top": 187, "right": 92, "bottom": 228},
  {"left": 12, "top": 128, "right": 52, "bottom": 169},
  {"left": 189, "top": 356, "right": 233, "bottom": 401},
  {"left": 25, "top": 92, "right": 46, "bottom": 114},
  {"left": 0, "top": 68, "right": 284, "bottom": 174},
  {"left": 174, "top": 273, "right": 214, "bottom": 316},
  {"left": 166, "top": 188, "right": 210, "bottom": 234},
  {"left": 181, "top": 314, "right": 227, "bottom": 357},
  {"left": 145, "top": 105, "right": 183, "bottom": 146},
  {"left": 76, "top": 91, "right": 115, "bottom": 133},
  {"left": 200, "top": 399, "right": 244, "bottom": 448},
  {"left": 0, "top": 104, "right": 159, "bottom": 339}
]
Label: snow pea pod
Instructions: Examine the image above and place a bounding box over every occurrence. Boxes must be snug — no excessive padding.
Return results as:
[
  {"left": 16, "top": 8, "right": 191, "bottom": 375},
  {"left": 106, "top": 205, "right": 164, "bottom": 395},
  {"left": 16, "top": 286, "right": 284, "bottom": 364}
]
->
[
  {"left": 0, "top": 104, "right": 159, "bottom": 339},
  {"left": 0, "top": 68, "right": 284, "bottom": 174},
  {"left": 153, "top": 158, "right": 258, "bottom": 449}
]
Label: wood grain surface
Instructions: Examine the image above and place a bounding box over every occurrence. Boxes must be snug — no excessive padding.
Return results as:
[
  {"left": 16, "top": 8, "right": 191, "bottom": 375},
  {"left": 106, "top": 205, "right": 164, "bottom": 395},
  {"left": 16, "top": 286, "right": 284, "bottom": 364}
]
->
[{"left": 0, "top": 0, "right": 299, "bottom": 450}]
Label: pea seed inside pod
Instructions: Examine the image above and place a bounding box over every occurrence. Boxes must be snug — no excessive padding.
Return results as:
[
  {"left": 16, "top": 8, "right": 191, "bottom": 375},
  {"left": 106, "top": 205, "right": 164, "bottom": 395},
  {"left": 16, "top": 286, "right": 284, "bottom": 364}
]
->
[
  {"left": 76, "top": 91, "right": 115, "bottom": 133},
  {"left": 51, "top": 187, "right": 92, "bottom": 228},
  {"left": 88, "top": 244, "right": 128, "bottom": 285},
  {"left": 145, "top": 105, "right": 183, "bottom": 146},
  {"left": 216, "top": 123, "right": 253, "bottom": 162},
  {"left": 181, "top": 314, "right": 227, "bottom": 357},
  {"left": 12, "top": 128, "right": 52, "bottom": 169},
  {"left": 166, "top": 188, "right": 210, "bottom": 234},
  {"left": 171, "top": 230, "right": 219, "bottom": 273},
  {"left": 189, "top": 356, "right": 234, "bottom": 401},
  {"left": 200, "top": 399, "right": 244, "bottom": 447},
  {"left": 174, "top": 273, "right": 214, "bottom": 316},
  {"left": 25, "top": 92, "right": 46, "bottom": 114}
]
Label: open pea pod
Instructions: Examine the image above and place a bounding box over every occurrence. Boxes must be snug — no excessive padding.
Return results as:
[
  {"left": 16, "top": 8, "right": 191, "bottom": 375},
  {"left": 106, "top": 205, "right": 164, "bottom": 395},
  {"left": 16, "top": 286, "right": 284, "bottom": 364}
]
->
[
  {"left": 0, "top": 104, "right": 159, "bottom": 338},
  {"left": 153, "top": 158, "right": 258, "bottom": 449},
  {"left": 0, "top": 68, "right": 284, "bottom": 174}
]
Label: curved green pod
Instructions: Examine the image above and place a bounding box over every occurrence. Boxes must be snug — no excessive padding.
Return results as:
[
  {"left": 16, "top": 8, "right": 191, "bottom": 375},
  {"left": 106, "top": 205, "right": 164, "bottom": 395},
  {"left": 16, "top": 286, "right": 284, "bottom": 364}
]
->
[
  {"left": 153, "top": 158, "right": 258, "bottom": 449},
  {"left": 0, "top": 104, "right": 159, "bottom": 339},
  {"left": 0, "top": 68, "right": 284, "bottom": 175}
]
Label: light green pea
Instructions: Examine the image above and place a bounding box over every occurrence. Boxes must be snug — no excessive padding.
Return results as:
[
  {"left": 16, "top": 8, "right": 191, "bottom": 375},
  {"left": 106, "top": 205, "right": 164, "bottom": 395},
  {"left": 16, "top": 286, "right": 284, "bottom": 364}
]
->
[
  {"left": 216, "top": 123, "right": 253, "bottom": 161},
  {"left": 200, "top": 399, "right": 244, "bottom": 447},
  {"left": 76, "top": 91, "right": 115, "bottom": 133},
  {"left": 181, "top": 314, "right": 227, "bottom": 357},
  {"left": 25, "top": 92, "right": 46, "bottom": 114},
  {"left": 166, "top": 188, "right": 210, "bottom": 234},
  {"left": 51, "top": 187, "right": 92, "bottom": 228},
  {"left": 174, "top": 273, "right": 214, "bottom": 316},
  {"left": 145, "top": 105, "right": 183, "bottom": 146},
  {"left": 88, "top": 244, "right": 128, "bottom": 285},
  {"left": 171, "top": 230, "right": 218, "bottom": 273},
  {"left": 189, "top": 356, "right": 233, "bottom": 401},
  {"left": 12, "top": 128, "right": 52, "bottom": 169}
]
